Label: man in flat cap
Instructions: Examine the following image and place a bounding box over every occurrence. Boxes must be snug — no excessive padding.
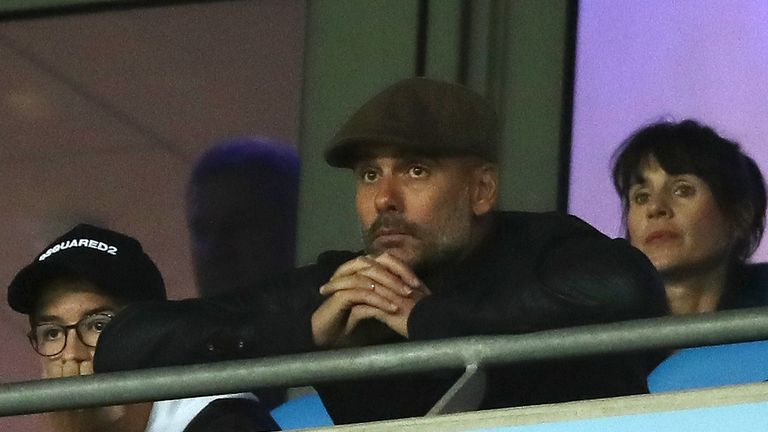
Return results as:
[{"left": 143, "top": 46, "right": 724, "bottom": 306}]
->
[{"left": 95, "top": 77, "right": 666, "bottom": 425}]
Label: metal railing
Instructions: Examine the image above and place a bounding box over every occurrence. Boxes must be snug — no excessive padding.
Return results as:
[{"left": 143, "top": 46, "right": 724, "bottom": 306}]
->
[{"left": 2, "top": 306, "right": 768, "bottom": 416}]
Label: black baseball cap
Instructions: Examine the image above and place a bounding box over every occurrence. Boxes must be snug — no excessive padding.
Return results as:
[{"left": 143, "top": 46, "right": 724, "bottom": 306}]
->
[
  {"left": 325, "top": 77, "right": 498, "bottom": 168},
  {"left": 8, "top": 224, "right": 166, "bottom": 314}
]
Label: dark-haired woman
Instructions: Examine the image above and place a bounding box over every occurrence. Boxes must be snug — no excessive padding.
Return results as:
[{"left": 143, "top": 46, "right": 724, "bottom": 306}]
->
[
  {"left": 612, "top": 119, "right": 768, "bottom": 390},
  {"left": 613, "top": 119, "right": 767, "bottom": 314}
]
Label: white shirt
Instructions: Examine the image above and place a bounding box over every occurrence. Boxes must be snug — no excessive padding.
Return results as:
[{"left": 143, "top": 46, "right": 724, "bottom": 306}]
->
[{"left": 144, "top": 393, "right": 259, "bottom": 432}]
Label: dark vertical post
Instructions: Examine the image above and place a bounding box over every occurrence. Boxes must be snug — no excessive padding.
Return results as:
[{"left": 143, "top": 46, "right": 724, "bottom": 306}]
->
[
  {"left": 416, "top": 0, "right": 429, "bottom": 76},
  {"left": 556, "top": 0, "right": 580, "bottom": 213}
]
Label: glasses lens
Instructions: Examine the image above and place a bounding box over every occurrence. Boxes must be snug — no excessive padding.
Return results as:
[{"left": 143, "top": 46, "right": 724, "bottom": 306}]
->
[
  {"left": 76, "top": 313, "right": 113, "bottom": 347},
  {"left": 32, "top": 324, "right": 66, "bottom": 356}
]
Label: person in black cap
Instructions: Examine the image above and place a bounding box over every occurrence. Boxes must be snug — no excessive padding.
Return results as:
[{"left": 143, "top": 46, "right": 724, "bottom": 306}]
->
[
  {"left": 8, "top": 224, "right": 166, "bottom": 380},
  {"left": 94, "top": 77, "right": 667, "bottom": 424},
  {"left": 8, "top": 224, "right": 278, "bottom": 432}
]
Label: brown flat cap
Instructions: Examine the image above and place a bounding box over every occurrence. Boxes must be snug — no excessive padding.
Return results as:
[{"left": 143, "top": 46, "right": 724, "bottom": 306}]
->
[{"left": 325, "top": 77, "right": 498, "bottom": 168}]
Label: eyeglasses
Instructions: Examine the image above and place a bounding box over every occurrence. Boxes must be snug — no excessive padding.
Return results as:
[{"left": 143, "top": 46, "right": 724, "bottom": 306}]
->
[{"left": 28, "top": 312, "right": 114, "bottom": 357}]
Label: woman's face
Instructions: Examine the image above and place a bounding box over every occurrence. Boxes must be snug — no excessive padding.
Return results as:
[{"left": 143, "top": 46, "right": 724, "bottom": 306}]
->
[
  {"left": 31, "top": 281, "right": 120, "bottom": 378},
  {"left": 626, "top": 157, "right": 735, "bottom": 278}
]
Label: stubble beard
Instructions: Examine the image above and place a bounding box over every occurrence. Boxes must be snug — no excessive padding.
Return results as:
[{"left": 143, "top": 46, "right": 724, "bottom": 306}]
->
[{"left": 362, "top": 209, "right": 474, "bottom": 272}]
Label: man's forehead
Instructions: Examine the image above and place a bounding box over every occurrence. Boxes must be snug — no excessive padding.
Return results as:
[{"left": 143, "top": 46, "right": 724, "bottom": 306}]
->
[{"left": 351, "top": 145, "right": 452, "bottom": 165}]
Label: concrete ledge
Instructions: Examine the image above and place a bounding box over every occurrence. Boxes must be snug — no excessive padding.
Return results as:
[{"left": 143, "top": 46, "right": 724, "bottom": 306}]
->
[{"left": 319, "top": 381, "right": 768, "bottom": 431}]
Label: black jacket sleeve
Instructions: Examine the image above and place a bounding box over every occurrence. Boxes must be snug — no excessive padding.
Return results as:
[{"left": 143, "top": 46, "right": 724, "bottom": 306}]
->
[
  {"left": 94, "top": 279, "right": 315, "bottom": 372},
  {"left": 407, "top": 213, "right": 668, "bottom": 340},
  {"left": 95, "top": 297, "right": 312, "bottom": 372},
  {"left": 94, "top": 251, "right": 355, "bottom": 373}
]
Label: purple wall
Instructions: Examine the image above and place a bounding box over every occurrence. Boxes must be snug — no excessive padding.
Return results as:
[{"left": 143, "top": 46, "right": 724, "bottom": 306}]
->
[{"left": 568, "top": 0, "right": 768, "bottom": 262}]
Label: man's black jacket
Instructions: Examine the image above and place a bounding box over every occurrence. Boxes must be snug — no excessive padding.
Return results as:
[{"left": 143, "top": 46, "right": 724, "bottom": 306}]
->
[{"left": 95, "top": 211, "right": 667, "bottom": 424}]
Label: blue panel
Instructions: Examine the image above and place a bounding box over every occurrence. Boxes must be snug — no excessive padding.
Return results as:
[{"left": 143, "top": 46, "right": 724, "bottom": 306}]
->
[
  {"left": 648, "top": 340, "right": 768, "bottom": 392},
  {"left": 270, "top": 393, "right": 334, "bottom": 430}
]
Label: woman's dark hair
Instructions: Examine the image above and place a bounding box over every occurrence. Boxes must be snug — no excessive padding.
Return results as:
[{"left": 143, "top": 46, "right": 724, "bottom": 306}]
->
[{"left": 612, "top": 119, "right": 767, "bottom": 262}]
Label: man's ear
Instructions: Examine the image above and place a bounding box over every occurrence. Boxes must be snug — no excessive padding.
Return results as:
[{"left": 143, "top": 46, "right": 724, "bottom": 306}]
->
[{"left": 470, "top": 163, "right": 498, "bottom": 216}]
